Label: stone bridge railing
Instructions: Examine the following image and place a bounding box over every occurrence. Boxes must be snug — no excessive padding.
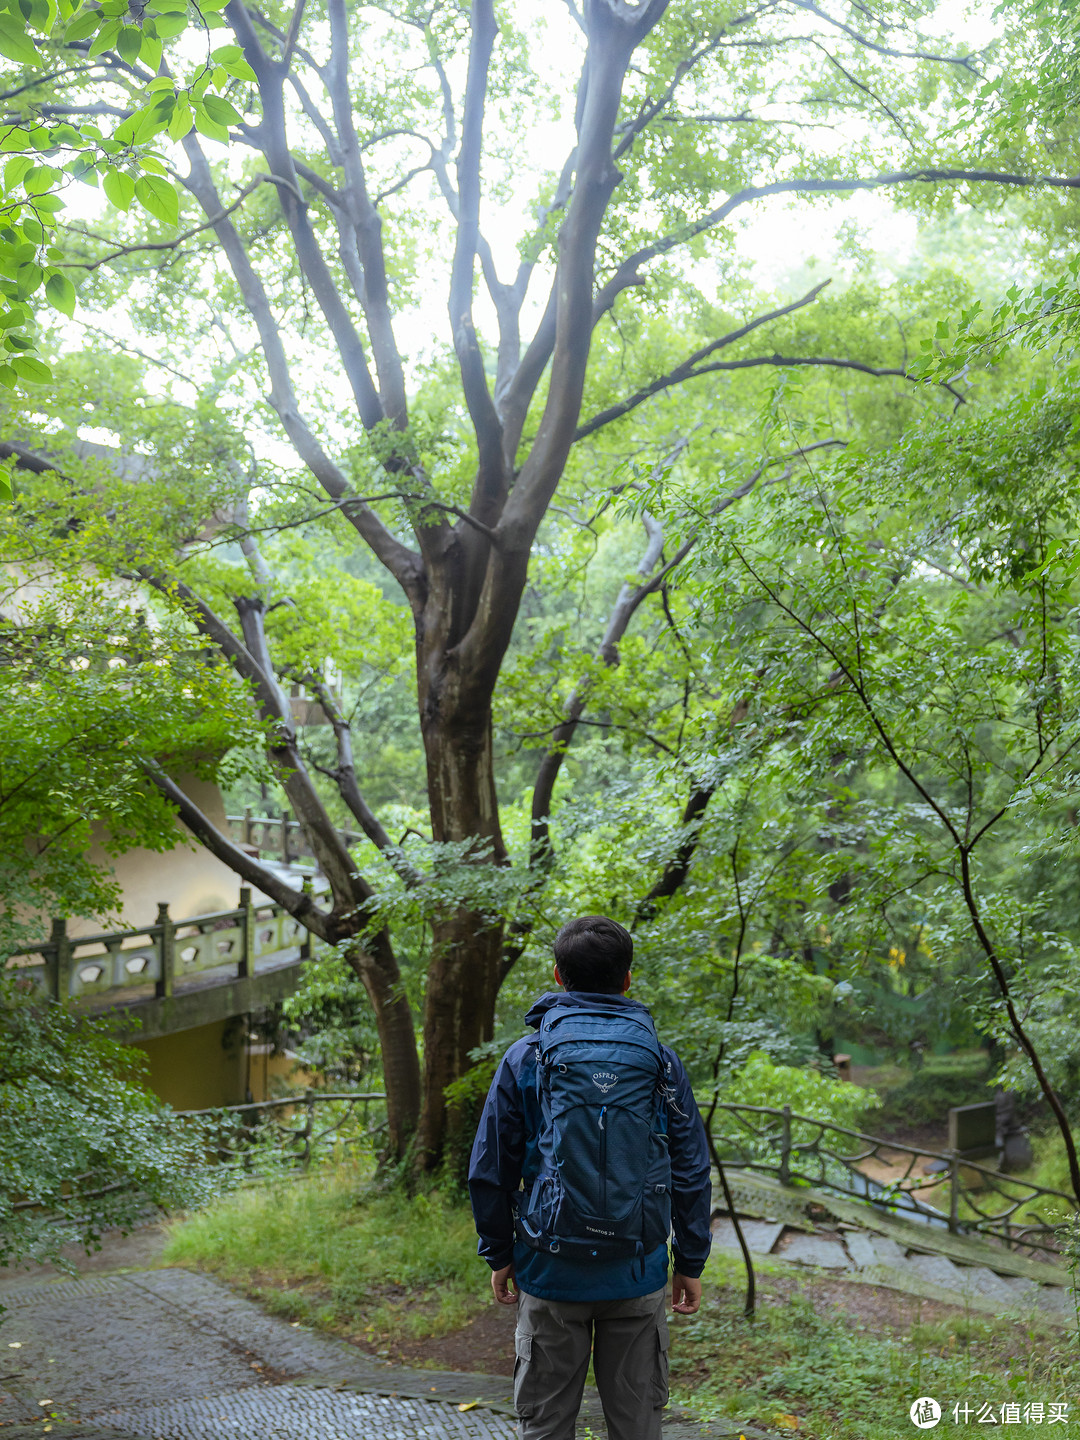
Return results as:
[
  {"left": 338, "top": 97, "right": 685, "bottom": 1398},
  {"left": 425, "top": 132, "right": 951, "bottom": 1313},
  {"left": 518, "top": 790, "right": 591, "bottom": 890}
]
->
[
  {"left": 226, "top": 810, "right": 363, "bottom": 867},
  {"left": 3, "top": 889, "right": 311, "bottom": 1004}
]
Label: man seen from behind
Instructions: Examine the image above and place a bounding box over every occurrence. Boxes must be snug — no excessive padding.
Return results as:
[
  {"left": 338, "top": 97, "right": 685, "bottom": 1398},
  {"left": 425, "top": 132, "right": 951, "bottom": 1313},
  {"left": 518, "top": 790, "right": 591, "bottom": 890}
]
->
[{"left": 468, "top": 915, "right": 712, "bottom": 1440}]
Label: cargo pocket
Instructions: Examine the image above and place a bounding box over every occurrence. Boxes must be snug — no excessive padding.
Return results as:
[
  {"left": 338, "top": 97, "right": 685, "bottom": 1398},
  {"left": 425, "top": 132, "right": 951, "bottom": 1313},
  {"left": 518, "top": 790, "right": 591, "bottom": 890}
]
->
[
  {"left": 513, "top": 1330, "right": 534, "bottom": 1420},
  {"left": 651, "top": 1313, "right": 670, "bottom": 1406}
]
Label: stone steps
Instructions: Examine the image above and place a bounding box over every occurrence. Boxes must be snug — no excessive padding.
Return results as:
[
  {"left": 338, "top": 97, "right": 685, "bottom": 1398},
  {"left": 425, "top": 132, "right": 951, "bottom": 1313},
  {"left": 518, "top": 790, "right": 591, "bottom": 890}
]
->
[{"left": 711, "top": 1201, "right": 1075, "bottom": 1325}]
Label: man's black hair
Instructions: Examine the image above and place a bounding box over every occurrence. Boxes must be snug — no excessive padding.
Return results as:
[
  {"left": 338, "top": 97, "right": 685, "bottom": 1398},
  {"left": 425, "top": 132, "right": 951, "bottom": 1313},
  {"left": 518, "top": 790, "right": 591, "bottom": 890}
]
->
[{"left": 553, "top": 915, "right": 633, "bottom": 993}]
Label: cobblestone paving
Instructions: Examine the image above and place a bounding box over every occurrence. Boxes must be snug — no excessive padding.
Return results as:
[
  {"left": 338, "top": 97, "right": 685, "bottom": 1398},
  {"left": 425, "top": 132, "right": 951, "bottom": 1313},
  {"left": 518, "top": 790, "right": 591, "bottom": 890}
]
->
[
  {"left": 0, "top": 1270, "right": 514, "bottom": 1437},
  {"left": 98, "top": 1385, "right": 516, "bottom": 1440}
]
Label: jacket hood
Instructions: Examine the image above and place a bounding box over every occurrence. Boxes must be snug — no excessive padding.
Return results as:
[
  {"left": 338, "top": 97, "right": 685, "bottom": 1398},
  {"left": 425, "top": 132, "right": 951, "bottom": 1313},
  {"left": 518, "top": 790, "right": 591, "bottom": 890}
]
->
[{"left": 523, "top": 989, "right": 651, "bottom": 1030}]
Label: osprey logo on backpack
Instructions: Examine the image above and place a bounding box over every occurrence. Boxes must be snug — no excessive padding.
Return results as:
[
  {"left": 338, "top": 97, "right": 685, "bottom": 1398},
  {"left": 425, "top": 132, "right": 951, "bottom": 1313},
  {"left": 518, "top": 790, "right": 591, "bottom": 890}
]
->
[{"left": 515, "top": 1000, "right": 672, "bottom": 1264}]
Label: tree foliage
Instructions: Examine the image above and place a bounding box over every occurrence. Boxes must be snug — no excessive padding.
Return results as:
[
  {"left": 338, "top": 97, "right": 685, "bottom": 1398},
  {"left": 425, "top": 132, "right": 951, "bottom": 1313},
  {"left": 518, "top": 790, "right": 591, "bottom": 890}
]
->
[
  {"left": 2, "top": 0, "right": 1079, "bottom": 1166},
  {"left": 0, "top": 973, "right": 223, "bottom": 1273}
]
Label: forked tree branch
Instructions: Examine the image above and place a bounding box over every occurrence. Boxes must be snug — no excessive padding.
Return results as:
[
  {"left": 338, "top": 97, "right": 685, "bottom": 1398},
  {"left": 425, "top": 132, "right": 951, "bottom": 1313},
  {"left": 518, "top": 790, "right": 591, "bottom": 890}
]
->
[
  {"left": 450, "top": 0, "right": 506, "bottom": 522},
  {"left": 178, "top": 130, "right": 425, "bottom": 603}
]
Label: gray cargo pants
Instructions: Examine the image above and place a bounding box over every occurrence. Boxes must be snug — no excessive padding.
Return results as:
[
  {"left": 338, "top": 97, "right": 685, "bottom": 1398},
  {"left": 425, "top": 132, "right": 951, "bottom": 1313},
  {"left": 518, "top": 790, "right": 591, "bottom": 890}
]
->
[{"left": 513, "top": 1287, "right": 669, "bottom": 1440}]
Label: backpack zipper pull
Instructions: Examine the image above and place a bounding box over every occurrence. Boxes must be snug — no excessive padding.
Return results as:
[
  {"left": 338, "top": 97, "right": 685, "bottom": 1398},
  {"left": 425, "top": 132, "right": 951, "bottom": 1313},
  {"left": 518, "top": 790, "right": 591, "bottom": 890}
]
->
[{"left": 599, "top": 1106, "right": 606, "bottom": 1131}]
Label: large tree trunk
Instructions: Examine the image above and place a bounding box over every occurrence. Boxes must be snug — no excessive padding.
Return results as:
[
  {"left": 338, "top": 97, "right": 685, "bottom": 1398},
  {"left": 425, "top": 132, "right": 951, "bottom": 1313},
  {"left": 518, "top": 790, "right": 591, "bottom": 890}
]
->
[
  {"left": 416, "top": 904, "right": 505, "bottom": 1168},
  {"left": 414, "top": 610, "right": 509, "bottom": 1165}
]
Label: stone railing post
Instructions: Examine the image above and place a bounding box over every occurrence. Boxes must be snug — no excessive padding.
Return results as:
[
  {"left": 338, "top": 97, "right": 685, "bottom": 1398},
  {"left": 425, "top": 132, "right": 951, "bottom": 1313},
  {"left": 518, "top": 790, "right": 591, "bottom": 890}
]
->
[
  {"left": 299, "top": 878, "right": 312, "bottom": 960},
  {"left": 239, "top": 886, "right": 255, "bottom": 978},
  {"left": 281, "top": 808, "right": 291, "bottom": 864},
  {"left": 243, "top": 806, "right": 253, "bottom": 847},
  {"left": 156, "top": 902, "right": 175, "bottom": 999},
  {"left": 49, "top": 916, "right": 72, "bottom": 1001}
]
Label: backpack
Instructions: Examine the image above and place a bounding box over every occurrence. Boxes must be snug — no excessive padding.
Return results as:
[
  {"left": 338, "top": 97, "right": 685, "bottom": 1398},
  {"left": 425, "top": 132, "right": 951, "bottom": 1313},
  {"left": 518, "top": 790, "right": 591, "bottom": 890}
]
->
[{"left": 514, "top": 1000, "right": 672, "bottom": 1262}]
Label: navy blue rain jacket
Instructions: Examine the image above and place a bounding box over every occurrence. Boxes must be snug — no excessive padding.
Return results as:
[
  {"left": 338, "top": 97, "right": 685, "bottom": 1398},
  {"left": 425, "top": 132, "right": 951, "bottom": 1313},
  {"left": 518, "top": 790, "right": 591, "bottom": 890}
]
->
[{"left": 468, "top": 990, "right": 712, "bottom": 1301}]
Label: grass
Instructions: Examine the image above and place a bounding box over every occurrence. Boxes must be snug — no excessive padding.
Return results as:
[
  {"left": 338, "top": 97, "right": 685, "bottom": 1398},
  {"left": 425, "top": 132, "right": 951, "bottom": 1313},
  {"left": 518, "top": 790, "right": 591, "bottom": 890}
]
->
[
  {"left": 673, "top": 1252, "right": 1080, "bottom": 1439},
  {"left": 869, "top": 1053, "right": 995, "bottom": 1132},
  {"left": 162, "top": 1161, "right": 491, "bottom": 1346},
  {"left": 165, "top": 1163, "right": 1079, "bottom": 1437}
]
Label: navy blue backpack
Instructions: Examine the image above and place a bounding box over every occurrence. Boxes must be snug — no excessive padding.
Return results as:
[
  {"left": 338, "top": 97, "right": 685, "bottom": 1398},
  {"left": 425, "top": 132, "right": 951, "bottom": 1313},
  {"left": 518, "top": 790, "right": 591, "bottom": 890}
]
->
[{"left": 515, "top": 1001, "right": 672, "bottom": 1262}]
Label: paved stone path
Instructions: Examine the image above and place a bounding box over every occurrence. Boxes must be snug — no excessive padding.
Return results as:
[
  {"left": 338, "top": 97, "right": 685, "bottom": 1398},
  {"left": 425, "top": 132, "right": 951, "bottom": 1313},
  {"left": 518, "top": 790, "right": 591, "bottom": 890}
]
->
[
  {"left": 0, "top": 1269, "right": 758, "bottom": 1440},
  {"left": 0, "top": 1270, "right": 518, "bottom": 1440}
]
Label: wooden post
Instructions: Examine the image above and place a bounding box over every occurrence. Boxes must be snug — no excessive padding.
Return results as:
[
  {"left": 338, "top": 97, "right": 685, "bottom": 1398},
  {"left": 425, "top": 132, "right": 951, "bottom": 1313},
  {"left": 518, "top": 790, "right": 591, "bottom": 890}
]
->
[
  {"left": 302, "top": 1089, "right": 316, "bottom": 1169},
  {"left": 239, "top": 886, "right": 254, "bottom": 978},
  {"left": 779, "top": 1105, "right": 793, "bottom": 1187},
  {"left": 156, "top": 902, "right": 175, "bottom": 999},
  {"left": 281, "top": 808, "right": 291, "bottom": 864},
  {"left": 948, "top": 1150, "right": 960, "bottom": 1234},
  {"left": 244, "top": 806, "right": 253, "bottom": 846},
  {"left": 49, "top": 916, "right": 72, "bottom": 1002}
]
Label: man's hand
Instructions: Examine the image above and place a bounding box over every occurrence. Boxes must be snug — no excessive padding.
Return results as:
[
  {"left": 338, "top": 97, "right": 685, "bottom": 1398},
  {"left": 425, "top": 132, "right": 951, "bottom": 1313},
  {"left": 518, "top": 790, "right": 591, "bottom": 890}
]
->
[
  {"left": 491, "top": 1263, "right": 518, "bottom": 1305},
  {"left": 671, "top": 1273, "right": 701, "bottom": 1315}
]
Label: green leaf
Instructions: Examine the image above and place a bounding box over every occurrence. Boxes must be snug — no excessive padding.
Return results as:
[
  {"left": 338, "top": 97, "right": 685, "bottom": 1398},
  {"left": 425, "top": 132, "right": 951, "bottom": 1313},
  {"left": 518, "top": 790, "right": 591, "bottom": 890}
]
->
[
  {"left": 14, "top": 261, "right": 43, "bottom": 298},
  {"left": 193, "top": 106, "right": 228, "bottom": 143},
  {"left": 138, "top": 29, "right": 161, "bottom": 67},
  {"left": 44, "top": 269, "right": 74, "bottom": 316},
  {"left": 22, "top": 163, "right": 60, "bottom": 194},
  {"left": 0, "top": 15, "right": 39, "bottom": 63},
  {"left": 12, "top": 353, "right": 51, "bottom": 382},
  {"left": 147, "top": 91, "right": 176, "bottom": 121},
  {"left": 86, "top": 14, "right": 120, "bottom": 54},
  {"left": 134, "top": 172, "right": 178, "bottom": 226},
  {"left": 166, "top": 94, "right": 192, "bottom": 140},
  {"left": 0, "top": 466, "right": 11, "bottom": 499},
  {"left": 4, "top": 154, "right": 33, "bottom": 188},
  {"left": 46, "top": 122, "right": 82, "bottom": 145},
  {"left": 116, "top": 22, "right": 141, "bottom": 61},
  {"left": 102, "top": 166, "right": 134, "bottom": 210},
  {"left": 215, "top": 52, "right": 255, "bottom": 81},
  {"left": 210, "top": 42, "right": 242, "bottom": 60},
  {"left": 0, "top": 129, "right": 31, "bottom": 152},
  {"left": 201, "top": 92, "right": 242, "bottom": 126},
  {"left": 150, "top": 9, "right": 186, "bottom": 37},
  {"left": 137, "top": 153, "right": 168, "bottom": 175},
  {"left": 0, "top": 363, "right": 16, "bottom": 390},
  {"left": 63, "top": 6, "right": 99, "bottom": 40}
]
